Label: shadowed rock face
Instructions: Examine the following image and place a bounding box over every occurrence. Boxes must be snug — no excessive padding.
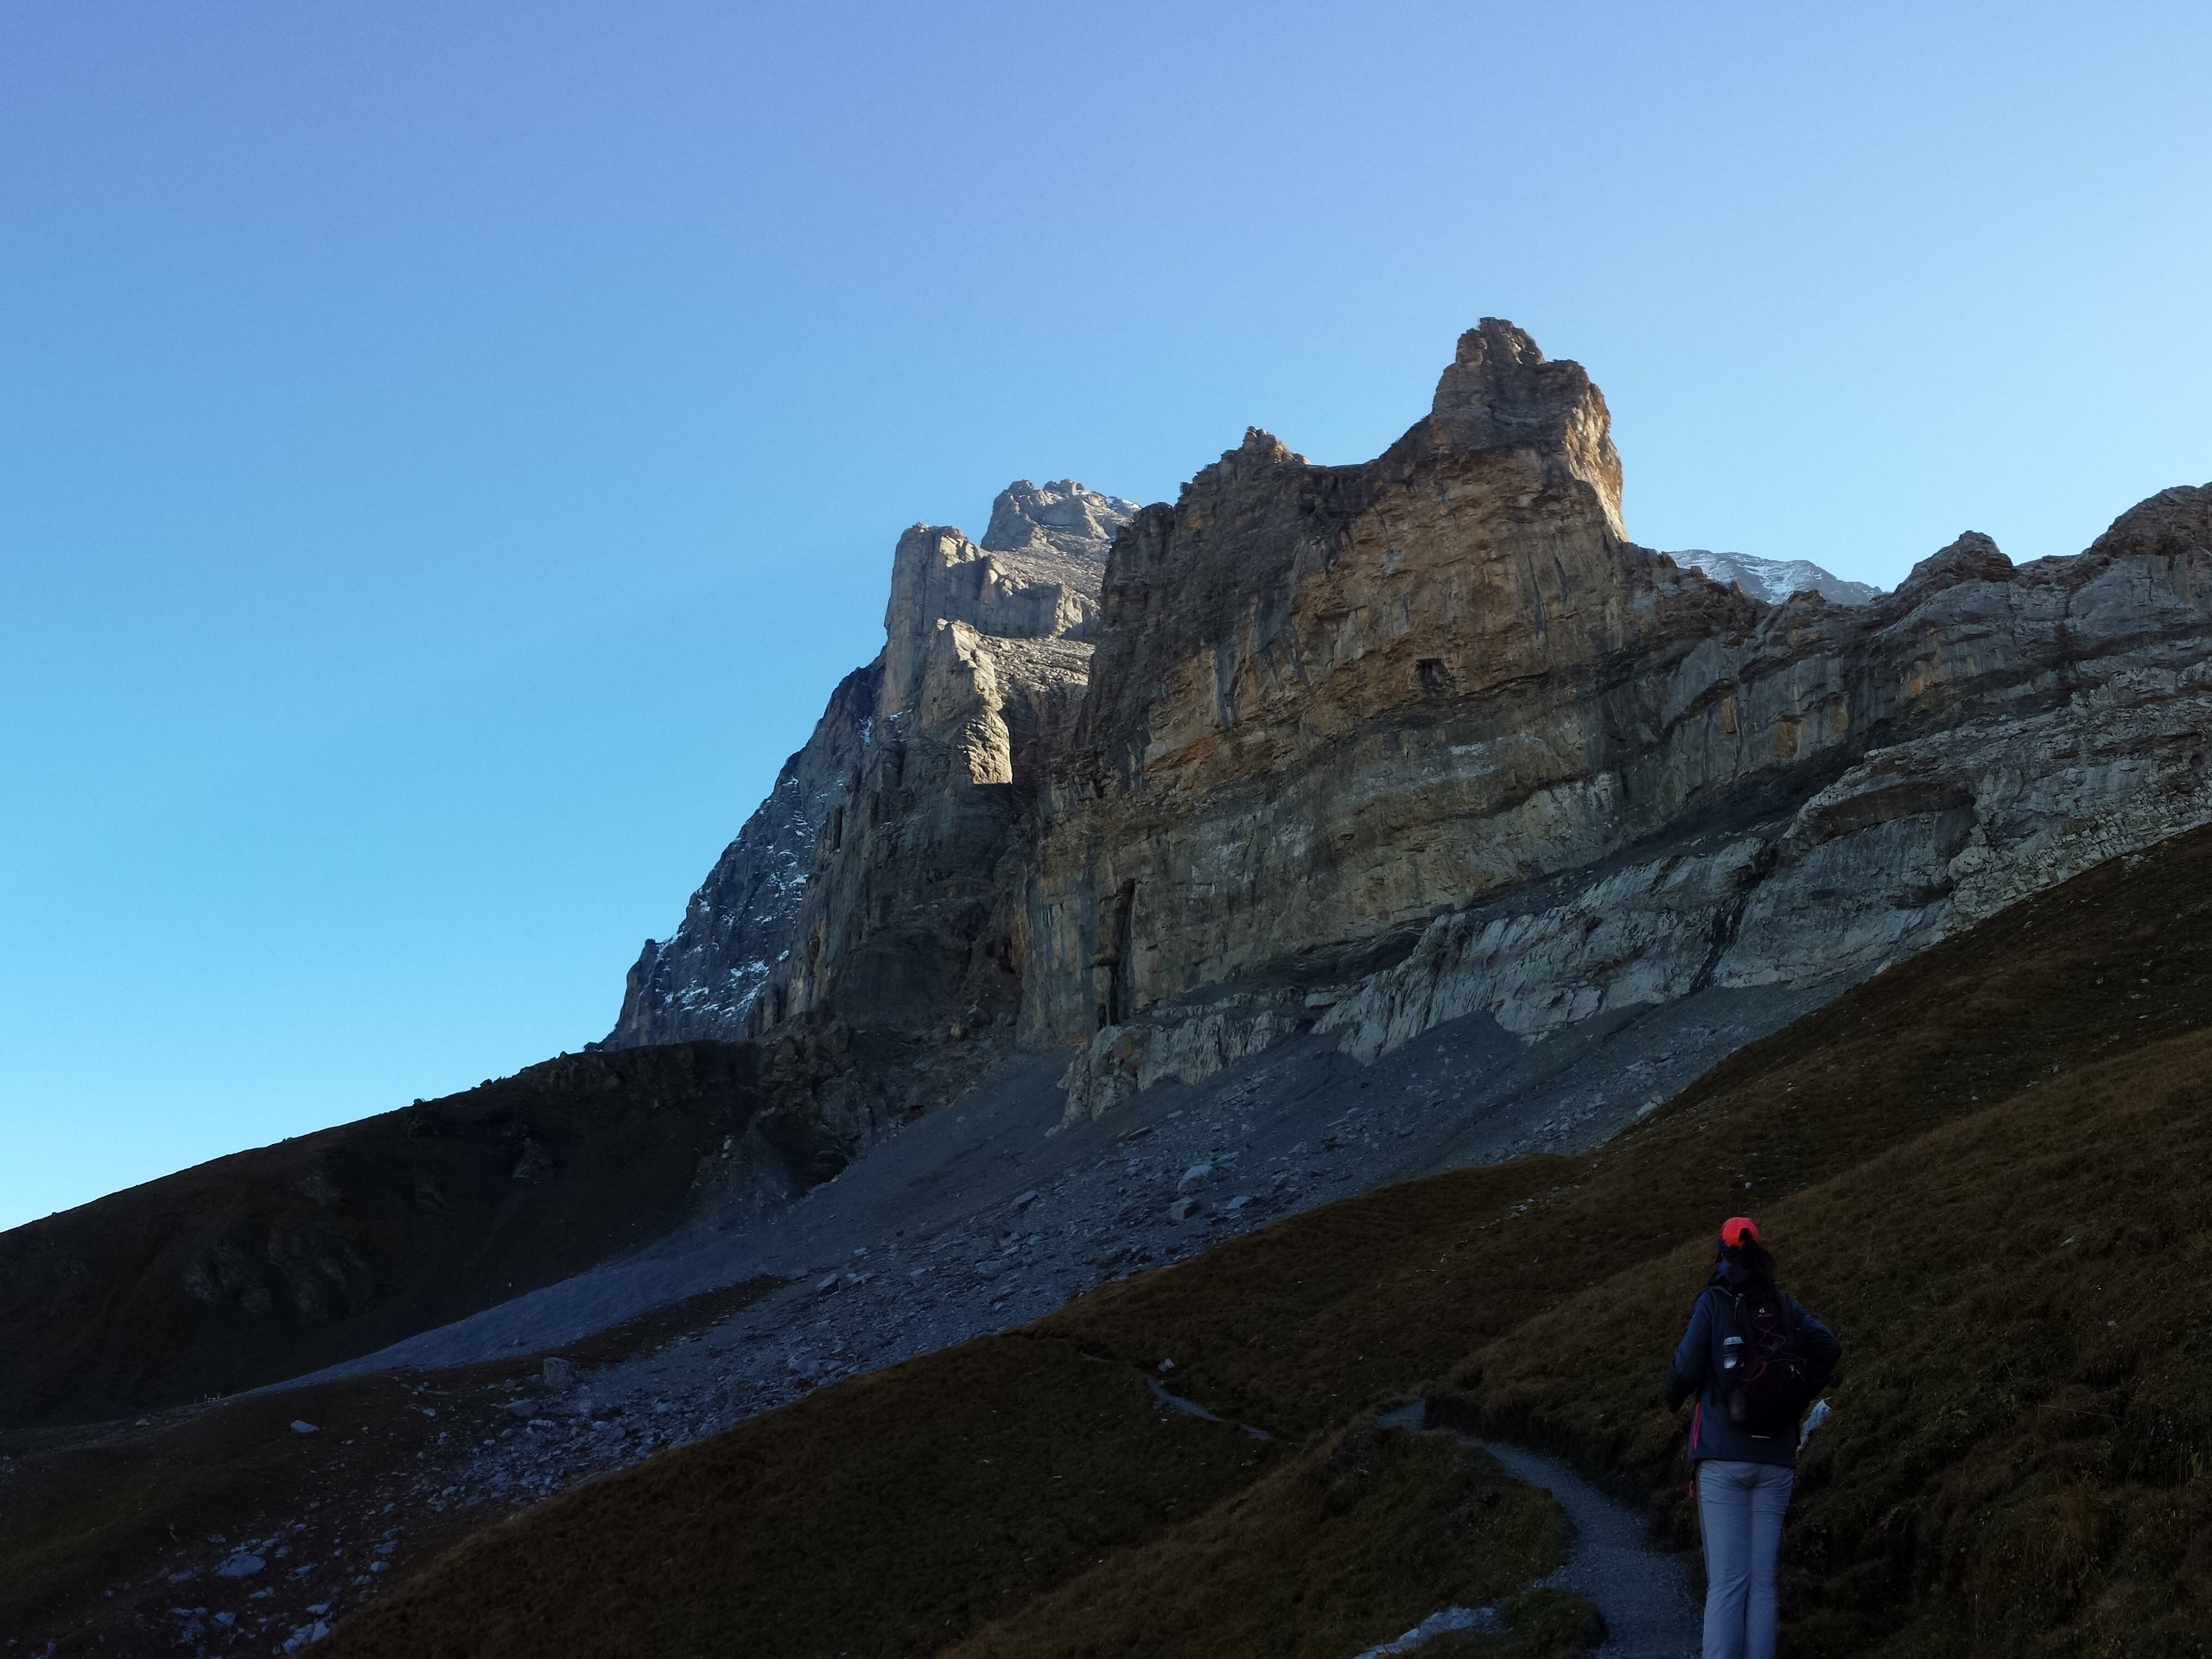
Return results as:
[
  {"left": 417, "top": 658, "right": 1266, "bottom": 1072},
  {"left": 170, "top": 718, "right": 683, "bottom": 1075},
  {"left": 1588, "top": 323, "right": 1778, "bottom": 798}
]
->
[{"left": 605, "top": 664, "right": 880, "bottom": 1049}]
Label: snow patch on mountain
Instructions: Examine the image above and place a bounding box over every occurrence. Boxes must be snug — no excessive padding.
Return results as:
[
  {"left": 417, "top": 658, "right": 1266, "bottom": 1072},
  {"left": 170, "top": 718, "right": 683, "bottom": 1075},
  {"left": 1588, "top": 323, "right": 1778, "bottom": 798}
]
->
[{"left": 1672, "top": 549, "right": 1880, "bottom": 606}]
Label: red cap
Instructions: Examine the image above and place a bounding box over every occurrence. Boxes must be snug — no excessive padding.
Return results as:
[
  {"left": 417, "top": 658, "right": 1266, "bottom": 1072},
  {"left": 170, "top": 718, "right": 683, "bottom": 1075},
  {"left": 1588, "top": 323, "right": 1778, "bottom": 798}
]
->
[{"left": 1719, "top": 1216, "right": 1761, "bottom": 1249}]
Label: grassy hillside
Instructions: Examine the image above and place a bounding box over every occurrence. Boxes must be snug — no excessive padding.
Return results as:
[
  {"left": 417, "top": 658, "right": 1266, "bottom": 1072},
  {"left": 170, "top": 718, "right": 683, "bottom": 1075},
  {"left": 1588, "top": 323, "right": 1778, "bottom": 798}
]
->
[
  {"left": 1462, "top": 1024, "right": 2212, "bottom": 1654},
  {"left": 321, "top": 1332, "right": 1290, "bottom": 1658},
  {"left": 0, "top": 1043, "right": 791, "bottom": 1427},
  {"left": 941, "top": 1428, "right": 1570, "bottom": 1659},
  {"left": 305, "top": 824, "right": 2212, "bottom": 1655},
  {"left": 0, "top": 1278, "right": 780, "bottom": 1654}
]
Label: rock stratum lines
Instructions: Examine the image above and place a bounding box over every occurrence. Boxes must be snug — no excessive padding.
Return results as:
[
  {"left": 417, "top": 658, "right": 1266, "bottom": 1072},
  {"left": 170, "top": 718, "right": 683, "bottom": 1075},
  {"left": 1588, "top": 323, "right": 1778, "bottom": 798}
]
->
[{"left": 610, "top": 319, "right": 2212, "bottom": 1140}]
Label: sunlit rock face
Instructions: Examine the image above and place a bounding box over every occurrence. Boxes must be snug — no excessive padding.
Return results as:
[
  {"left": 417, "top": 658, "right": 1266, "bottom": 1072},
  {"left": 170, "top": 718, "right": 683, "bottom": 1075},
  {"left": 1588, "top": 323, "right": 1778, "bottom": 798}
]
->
[
  {"left": 1020, "top": 325, "right": 2212, "bottom": 1116},
  {"left": 604, "top": 480, "right": 1135, "bottom": 1050},
  {"left": 615, "top": 320, "right": 2212, "bottom": 1145},
  {"left": 1023, "top": 317, "right": 1755, "bottom": 1047}
]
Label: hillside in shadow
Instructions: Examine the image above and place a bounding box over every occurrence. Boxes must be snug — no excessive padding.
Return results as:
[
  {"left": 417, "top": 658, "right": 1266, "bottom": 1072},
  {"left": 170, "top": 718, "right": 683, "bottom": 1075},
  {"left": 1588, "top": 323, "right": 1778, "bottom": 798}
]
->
[{"left": 0, "top": 1042, "right": 823, "bottom": 1427}]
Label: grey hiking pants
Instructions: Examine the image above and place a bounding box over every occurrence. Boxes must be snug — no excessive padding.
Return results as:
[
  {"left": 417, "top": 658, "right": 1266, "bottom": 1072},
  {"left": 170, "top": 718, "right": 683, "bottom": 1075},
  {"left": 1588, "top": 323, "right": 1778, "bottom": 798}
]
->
[{"left": 1697, "top": 1459, "right": 1794, "bottom": 1659}]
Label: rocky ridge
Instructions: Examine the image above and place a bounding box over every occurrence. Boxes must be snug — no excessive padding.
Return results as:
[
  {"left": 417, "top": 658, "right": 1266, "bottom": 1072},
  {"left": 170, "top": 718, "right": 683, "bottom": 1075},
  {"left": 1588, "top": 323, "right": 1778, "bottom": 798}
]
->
[{"left": 1063, "top": 505, "right": 2212, "bottom": 1116}]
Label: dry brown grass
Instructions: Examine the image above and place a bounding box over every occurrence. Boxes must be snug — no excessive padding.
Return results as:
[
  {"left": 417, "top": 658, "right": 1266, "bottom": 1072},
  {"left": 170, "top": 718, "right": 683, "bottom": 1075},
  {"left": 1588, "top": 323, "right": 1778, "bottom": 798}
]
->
[
  {"left": 0, "top": 1277, "right": 780, "bottom": 1656},
  {"left": 0, "top": 1369, "right": 502, "bottom": 1651},
  {"left": 0, "top": 1043, "right": 778, "bottom": 1429},
  {"left": 326, "top": 1333, "right": 1280, "bottom": 1659},
  {"left": 945, "top": 1427, "right": 1564, "bottom": 1659},
  {"left": 1460, "top": 1026, "right": 2212, "bottom": 1655}
]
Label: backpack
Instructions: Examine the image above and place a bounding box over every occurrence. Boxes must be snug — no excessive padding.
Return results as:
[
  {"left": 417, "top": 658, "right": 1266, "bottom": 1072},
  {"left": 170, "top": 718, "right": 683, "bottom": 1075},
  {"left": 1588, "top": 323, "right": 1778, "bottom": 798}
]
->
[{"left": 1721, "top": 1286, "right": 1819, "bottom": 1438}]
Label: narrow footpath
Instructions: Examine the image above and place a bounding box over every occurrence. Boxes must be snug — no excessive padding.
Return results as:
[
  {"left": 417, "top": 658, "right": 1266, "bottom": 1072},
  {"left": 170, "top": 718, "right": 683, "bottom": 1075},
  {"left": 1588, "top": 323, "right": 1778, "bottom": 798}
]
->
[{"left": 1375, "top": 1403, "right": 1699, "bottom": 1658}]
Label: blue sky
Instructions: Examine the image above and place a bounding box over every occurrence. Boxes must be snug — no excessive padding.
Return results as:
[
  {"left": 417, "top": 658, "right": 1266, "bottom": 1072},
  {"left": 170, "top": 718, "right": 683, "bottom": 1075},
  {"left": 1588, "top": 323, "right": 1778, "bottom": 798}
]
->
[{"left": 3, "top": 3, "right": 2208, "bottom": 1230}]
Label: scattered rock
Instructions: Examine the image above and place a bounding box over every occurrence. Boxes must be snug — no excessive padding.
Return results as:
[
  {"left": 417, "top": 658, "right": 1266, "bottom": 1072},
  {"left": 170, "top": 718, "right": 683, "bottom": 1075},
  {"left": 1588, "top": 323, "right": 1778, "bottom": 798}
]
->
[
  {"left": 541, "top": 1356, "right": 577, "bottom": 1390},
  {"left": 289, "top": 1421, "right": 318, "bottom": 1435},
  {"left": 1175, "top": 1164, "right": 1212, "bottom": 1194},
  {"left": 1353, "top": 1604, "right": 1504, "bottom": 1658},
  {"left": 1166, "top": 1197, "right": 1202, "bottom": 1224}
]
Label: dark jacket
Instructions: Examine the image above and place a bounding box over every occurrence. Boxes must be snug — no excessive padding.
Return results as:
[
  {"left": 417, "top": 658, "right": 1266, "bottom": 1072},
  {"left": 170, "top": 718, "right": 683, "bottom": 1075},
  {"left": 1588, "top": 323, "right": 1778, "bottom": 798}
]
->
[{"left": 1662, "top": 1264, "right": 1840, "bottom": 1468}]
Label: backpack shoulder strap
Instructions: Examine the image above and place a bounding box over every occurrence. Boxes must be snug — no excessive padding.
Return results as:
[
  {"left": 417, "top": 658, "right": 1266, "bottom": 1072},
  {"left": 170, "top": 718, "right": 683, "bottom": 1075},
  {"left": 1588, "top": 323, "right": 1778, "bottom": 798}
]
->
[{"left": 1705, "top": 1284, "right": 1741, "bottom": 1332}]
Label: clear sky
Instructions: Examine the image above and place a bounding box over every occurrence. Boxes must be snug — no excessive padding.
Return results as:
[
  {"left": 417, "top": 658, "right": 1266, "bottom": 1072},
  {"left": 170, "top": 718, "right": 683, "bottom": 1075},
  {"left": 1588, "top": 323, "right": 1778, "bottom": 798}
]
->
[{"left": 3, "top": 3, "right": 2209, "bottom": 1231}]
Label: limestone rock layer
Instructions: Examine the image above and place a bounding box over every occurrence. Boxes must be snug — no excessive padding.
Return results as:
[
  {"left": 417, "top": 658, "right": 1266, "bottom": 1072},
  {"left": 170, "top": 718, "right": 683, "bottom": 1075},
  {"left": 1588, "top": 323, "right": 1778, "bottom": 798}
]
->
[
  {"left": 613, "top": 321, "right": 2212, "bottom": 1150},
  {"left": 1026, "top": 328, "right": 2212, "bottom": 1064}
]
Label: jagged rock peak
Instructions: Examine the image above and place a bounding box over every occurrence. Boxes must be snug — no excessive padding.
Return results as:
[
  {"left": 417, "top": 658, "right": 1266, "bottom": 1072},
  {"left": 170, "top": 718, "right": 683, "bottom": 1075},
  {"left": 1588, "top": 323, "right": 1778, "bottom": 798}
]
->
[
  {"left": 2086, "top": 481, "right": 2212, "bottom": 563},
  {"left": 1893, "top": 531, "right": 2013, "bottom": 605},
  {"left": 882, "top": 480, "right": 1131, "bottom": 710},
  {"left": 1426, "top": 317, "right": 1624, "bottom": 535},
  {"left": 1181, "top": 428, "right": 1308, "bottom": 499},
  {"left": 981, "top": 480, "right": 1138, "bottom": 562},
  {"left": 1430, "top": 319, "right": 1583, "bottom": 429}
]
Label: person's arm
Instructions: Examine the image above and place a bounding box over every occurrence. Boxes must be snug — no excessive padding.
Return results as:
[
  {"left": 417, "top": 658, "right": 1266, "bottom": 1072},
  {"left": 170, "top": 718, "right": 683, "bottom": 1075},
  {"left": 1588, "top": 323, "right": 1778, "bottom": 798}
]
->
[
  {"left": 1662, "top": 1292, "right": 1713, "bottom": 1410},
  {"left": 1796, "top": 1298, "right": 1842, "bottom": 1389}
]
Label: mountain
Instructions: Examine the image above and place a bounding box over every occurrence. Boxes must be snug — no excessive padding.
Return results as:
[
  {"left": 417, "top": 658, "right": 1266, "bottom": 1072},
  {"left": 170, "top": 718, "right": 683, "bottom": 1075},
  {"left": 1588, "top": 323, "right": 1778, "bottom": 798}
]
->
[
  {"left": 11, "top": 321, "right": 2209, "bottom": 1435},
  {"left": 625, "top": 319, "right": 2212, "bottom": 1141},
  {"left": 10, "top": 323, "right": 2212, "bottom": 1656},
  {"left": 1670, "top": 548, "right": 1881, "bottom": 606}
]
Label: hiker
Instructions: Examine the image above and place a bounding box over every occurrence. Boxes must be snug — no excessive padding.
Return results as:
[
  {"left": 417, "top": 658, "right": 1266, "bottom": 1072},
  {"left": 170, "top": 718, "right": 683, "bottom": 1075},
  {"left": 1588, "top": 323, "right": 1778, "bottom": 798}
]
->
[{"left": 1662, "top": 1216, "right": 1840, "bottom": 1659}]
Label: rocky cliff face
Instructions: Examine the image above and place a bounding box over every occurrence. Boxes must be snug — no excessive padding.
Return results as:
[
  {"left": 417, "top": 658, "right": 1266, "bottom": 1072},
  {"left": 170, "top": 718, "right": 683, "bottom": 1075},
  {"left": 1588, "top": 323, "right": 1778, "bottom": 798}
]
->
[
  {"left": 606, "top": 480, "right": 1135, "bottom": 1052},
  {"left": 766, "top": 480, "right": 1135, "bottom": 1040},
  {"left": 1025, "top": 321, "right": 1730, "bottom": 1048},
  {"left": 1031, "top": 325, "right": 2212, "bottom": 1118},
  {"left": 618, "top": 321, "right": 2212, "bottom": 1148},
  {"left": 605, "top": 665, "right": 879, "bottom": 1047}
]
